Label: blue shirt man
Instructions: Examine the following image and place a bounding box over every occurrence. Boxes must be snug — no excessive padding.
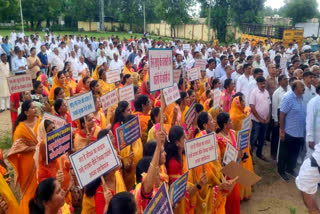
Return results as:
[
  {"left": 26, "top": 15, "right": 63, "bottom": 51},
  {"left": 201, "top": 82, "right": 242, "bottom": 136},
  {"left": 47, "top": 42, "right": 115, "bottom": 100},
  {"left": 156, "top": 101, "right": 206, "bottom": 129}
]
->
[{"left": 37, "top": 45, "right": 48, "bottom": 70}]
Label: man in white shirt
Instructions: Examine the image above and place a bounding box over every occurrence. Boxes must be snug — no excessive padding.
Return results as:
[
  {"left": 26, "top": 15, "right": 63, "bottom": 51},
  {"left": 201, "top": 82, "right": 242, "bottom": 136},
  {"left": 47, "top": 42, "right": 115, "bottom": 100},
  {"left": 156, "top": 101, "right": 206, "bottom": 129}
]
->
[
  {"left": 231, "top": 63, "right": 243, "bottom": 88},
  {"left": 302, "top": 71, "right": 316, "bottom": 108},
  {"left": 97, "top": 50, "right": 107, "bottom": 66},
  {"left": 84, "top": 43, "right": 97, "bottom": 74},
  {"left": 0, "top": 54, "right": 11, "bottom": 111},
  {"left": 48, "top": 48, "right": 64, "bottom": 72},
  {"left": 68, "top": 51, "right": 79, "bottom": 74},
  {"left": 109, "top": 53, "right": 123, "bottom": 71},
  {"left": 306, "top": 85, "right": 320, "bottom": 159},
  {"left": 76, "top": 56, "right": 88, "bottom": 81},
  {"left": 12, "top": 49, "right": 28, "bottom": 75},
  {"left": 134, "top": 49, "right": 144, "bottom": 70},
  {"left": 271, "top": 75, "right": 289, "bottom": 160},
  {"left": 58, "top": 41, "right": 69, "bottom": 62},
  {"left": 296, "top": 143, "right": 320, "bottom": 214},
  {"left": 236, "top": 63, "right": 254, "bottom": 105}
]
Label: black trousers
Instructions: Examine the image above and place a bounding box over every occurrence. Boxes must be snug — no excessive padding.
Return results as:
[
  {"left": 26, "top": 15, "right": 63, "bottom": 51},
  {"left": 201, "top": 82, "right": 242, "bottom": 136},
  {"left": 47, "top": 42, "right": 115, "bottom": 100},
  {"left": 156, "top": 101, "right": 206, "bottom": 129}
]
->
[
  {"left": 85, "top": 58, "right": 95, "bottom": 75},
  {"left": 271, "top": 109, "right": 280, "bottom": 157},
  {"left": 277, "top": 133, "right": 304, "bottom": 174}
]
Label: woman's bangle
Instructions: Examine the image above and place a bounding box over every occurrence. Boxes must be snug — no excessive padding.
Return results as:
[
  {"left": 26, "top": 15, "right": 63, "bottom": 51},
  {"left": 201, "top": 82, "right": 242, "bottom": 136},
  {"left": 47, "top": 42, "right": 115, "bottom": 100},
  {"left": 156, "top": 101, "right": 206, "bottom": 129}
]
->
[{"left": 150, "top": 162, "right": 159, "bottom": 169}]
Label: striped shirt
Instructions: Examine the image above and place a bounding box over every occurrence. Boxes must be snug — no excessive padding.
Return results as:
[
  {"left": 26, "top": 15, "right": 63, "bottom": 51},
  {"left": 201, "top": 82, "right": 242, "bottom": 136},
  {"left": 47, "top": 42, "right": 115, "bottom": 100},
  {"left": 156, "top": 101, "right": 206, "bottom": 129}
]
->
[{"left": 280, "top": 91, "right": 306, "bottom": 138}]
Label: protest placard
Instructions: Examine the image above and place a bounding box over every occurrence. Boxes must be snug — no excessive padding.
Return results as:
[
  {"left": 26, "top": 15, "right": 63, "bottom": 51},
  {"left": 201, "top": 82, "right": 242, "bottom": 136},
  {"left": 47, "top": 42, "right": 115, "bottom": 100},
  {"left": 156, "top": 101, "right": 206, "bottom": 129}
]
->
[
  {"left": 223, "top": 143, "right": 238, "bottom": 165},
  {"left": 116, "top": 116, "right": 141, "bottom": 151},
  {"left": 195, "top": 59, "right": 207, "bottom": 70},
  {"left": 148, "top": 49, "right": 174, "bottom": 92},
  {"left": 173, "top": 69, "right": 181, "bottom": 83},
  {"left": 184, "top": 102, "right": 196, "bottom": 130},
  {"left": 169, "top": 171, "right": 189, "bottom": 207},
  {"left": 182, "top": 44, "right": 190, "bottom": 51},
  {"left": 42, "top": 112, "right": 67, "bottom": 128},
  {"left": 241, "top": 115, "right": 252, "bottom": 131},
  {"left": 69, "top": 135, "right": 120, "bottom": 188},
  {"left": 237, "top": 129, "right": 250, "bottom": 151},
  {"left": 184, "top": 133, "right": 217, "bottom": 170},
  {"left": 143, "top": 183, "right": 173, "bottom": 214},
  {"left": 222, "top": 161, "right": 261, "bottom": 187},
  {"left": 67, "top": 91, "right": 95, "bottom": 121},
  {"left": 7, "top": 74, "right": 33, "bottom": 94},
  {"left": 46, "top": 123, "right": 72, "bottom": 164},
  {"left": 188, "top": 67, "right": 200, "bottom": 81},
  {"left": 213, "top": 88, "right": 221, "bottom": 108},
  {"left": 100, "top": 90, "right": 118, "bottom": 111},
  {"left": 119, "top": 84, "right": 134, "bottom": 102},
  {"left": 106, "top": 69, "right": 121, "bottom": 84},
  {"left": 163, "top": 83, "right": 180, "bottom": 106}
]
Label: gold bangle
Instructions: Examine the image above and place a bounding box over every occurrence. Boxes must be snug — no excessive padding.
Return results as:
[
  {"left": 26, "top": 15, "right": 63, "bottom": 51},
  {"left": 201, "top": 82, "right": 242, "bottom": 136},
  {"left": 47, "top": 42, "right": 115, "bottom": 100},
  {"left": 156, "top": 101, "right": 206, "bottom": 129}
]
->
[{"left": 150, "top": 162, "right": 159, "bottom": 169}]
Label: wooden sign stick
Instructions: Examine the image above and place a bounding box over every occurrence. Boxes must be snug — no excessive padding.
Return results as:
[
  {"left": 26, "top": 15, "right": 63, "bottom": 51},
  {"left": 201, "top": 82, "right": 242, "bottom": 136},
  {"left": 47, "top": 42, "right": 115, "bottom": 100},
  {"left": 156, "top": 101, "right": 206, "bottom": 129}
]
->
[{"left": 160, "top": 90, "right": 165, "bottom": 131}]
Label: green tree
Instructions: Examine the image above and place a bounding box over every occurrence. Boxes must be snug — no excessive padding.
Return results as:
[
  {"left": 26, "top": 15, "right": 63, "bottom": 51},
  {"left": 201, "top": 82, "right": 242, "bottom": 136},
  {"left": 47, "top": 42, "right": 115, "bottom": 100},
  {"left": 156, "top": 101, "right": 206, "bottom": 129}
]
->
[
  {"left": 230, "top": 0, "right": 265, "bottom": 26},
  {"left": 155, "top": 0, "right": 194, "bottom": 37},
  {"left": 283, "top": 0, "right": 319, "bottom": 24},
  {"left": 0, "top": 0, "right": 20, "bottom": 22},
  {"left": 211, "top": 0, "right": 230, "bottom": 42}
]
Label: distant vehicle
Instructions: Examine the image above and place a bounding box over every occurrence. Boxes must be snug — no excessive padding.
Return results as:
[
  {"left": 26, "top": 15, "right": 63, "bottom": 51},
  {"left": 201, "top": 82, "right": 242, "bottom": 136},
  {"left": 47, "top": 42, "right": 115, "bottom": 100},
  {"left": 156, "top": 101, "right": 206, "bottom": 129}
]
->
[{"left": 240, "top": 23, "right": 304, "bottom": 49}]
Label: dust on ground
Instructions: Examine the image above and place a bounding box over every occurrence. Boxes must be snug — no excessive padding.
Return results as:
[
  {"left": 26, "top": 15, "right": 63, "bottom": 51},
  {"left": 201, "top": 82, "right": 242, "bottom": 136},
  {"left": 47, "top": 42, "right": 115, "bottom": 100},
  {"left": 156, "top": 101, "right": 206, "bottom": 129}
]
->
[{"left": 0, "top": 110, "right": 319, "bottom": 214}]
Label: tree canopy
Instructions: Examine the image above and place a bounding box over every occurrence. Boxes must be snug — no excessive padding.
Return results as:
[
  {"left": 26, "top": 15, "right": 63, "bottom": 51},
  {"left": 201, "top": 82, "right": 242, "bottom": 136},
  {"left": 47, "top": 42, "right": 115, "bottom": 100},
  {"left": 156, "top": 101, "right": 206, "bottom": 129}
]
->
[{"left": 283, "top": 0, "right": 319, "bottom": 24}]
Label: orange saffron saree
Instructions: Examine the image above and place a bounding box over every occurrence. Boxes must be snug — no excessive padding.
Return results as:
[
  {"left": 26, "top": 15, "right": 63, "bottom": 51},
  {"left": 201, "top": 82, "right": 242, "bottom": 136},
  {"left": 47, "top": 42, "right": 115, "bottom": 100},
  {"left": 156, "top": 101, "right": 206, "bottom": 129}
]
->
[{"left": 7, "top": 117, "right": 40, "bottom": 214}]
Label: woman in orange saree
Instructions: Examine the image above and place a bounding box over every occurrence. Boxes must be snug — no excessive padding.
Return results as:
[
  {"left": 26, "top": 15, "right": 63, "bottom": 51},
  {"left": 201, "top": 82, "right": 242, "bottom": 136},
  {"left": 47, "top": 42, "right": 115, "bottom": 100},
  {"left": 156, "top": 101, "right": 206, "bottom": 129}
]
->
[
  {"left": 122, "top": 60, "right": 134, "bottom": 75},
  {"left": 81, "top": 128, "right": 126, "bottom": 214},
  {"left": 92, "top": 95, "right": 106, "bottom": 129},
  {"left": 0, "top": 149, "right": 20, "bottom": 213},
  {"left": 119, "top": 115, "right": 143, "bottom": 190},
  {"left": 140, "top": 80, "right": 155, "bottom": 106},
  {"left": 98, "top": 68, "right": 113, "bottom": 96},
  {"left": 74, "top": 114, "right": 101, "bottom": 152},
  {"left": 35, "top": 119, "right": 73, "bottom": 205},
  {"left": 79, "top": 76, "right": 91, "bottom": 94},
  {"left": 7, "top": 100, "right": 40, "bottom": 214},
  {"left": 216, "top": 112, "right": 240, "bottom": 214},
  {"left": 65, "top": 68, "right": 78, "bottom": 95},
  {"left": 37, "top": 73, "right": 50, "bottom": 96},
  {"left": 48, "top": 71, "right": 72, "bottom": 104},
  {"left": 133, "top": 95, "right": 151, "bottom": 144},
  {"left": 229, "top": 94, "right": 253, "bottom": 201}
]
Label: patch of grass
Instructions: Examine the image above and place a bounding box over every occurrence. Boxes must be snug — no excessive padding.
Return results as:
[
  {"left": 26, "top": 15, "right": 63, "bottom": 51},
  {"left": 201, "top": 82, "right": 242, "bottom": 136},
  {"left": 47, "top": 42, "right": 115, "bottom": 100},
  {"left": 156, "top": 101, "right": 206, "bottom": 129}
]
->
[
  {"left": 0, "top": 131, "right": 12, "bottom": 150},
  {"left": 0, "top": 30, "right": 176, "bottom": 41}
]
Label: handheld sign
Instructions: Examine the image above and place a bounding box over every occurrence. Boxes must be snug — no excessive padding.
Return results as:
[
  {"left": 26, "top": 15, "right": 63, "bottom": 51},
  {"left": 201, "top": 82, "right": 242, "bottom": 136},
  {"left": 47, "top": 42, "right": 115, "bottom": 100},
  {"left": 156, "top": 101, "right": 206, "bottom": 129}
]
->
[
  {"left": 7, "top": 74, "right": 33, "bottom": 94},
  {"left": 222, "top": 161, "right": 261, "bottom": 187},
  {"left": 184, "top": 102, "right": 196, "bottom": 130},
  {"left": 69, "top": 135, "right": 120, "bottom": 188},
  {"left": 241, "top": 115, "right": 251, "bottom": 131},
  {"left": 169, "top": 171, "right": 189, "bottom": 207},
  {"left": 143, "top": 183, "right": 173, "bottom": 214},
  {"left": 163, "top": 83, "right": 180, "bottom": 106},
  {"left": 173, "top": 69, "right": 181, "bottom": 83},
  {"left": 237, "top": 129, "right": 250, "bottom": 151},
  {"left": 182, "top": 44, "right": 190, "bottom": 51},
  {"left": 184, "top": 133, "right": 217, "bottom": 170},
  {"left": 106, "top": 69, "right": 121, "bottom": 84},
  {"left": 116, "top": 116, "right": 141, "bottom": 151},
  {"left": 188, "top": 67, "right": 200, "bottom": 81},
  {"left": 46, "top": 123, "right": 72, "bottom": 164},
  {"left": 148, "top": 48, "right": 174, "bottom": 92},
  {"left": 213, "top": 88, "right": 221, "bottom": 109},
  {"left": 119, "top": 84, "right": 134, "bottom": 102},
  {"left": 223, "top": 143, "right": 238, "bottom": 165},
  {"left": 42, "top": 112, "right": 66, "bottom": 128},
  {"left": 195, "top": 59, "right": 207, "bottom": 70},
  {"left": 67, "top": 91, "right": 95, "bottom": 121},
  {"left": 100, "top": 90, "right": 118, "bottom": 111}
]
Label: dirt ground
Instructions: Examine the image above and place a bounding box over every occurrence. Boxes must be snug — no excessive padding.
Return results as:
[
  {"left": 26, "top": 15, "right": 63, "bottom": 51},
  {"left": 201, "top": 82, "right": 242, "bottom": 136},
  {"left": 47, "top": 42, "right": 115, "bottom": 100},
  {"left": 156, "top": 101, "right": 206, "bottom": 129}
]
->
[{"left": 1, "top": 110, "right": 319, "bottom": 214}]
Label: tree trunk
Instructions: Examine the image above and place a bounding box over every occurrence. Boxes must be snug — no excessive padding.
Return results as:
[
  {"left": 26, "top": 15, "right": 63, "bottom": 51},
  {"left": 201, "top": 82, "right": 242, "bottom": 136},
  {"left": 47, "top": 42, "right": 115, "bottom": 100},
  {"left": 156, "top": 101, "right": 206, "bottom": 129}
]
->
[
  {"left": 46, "top": 19, "right": 50, "bottom": 27},
  {"left": 37, "top": 20, "right": 41, "bottom": 29},
  {"left": 31, "top": 21, "right": 34, "bottom": 28}
]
